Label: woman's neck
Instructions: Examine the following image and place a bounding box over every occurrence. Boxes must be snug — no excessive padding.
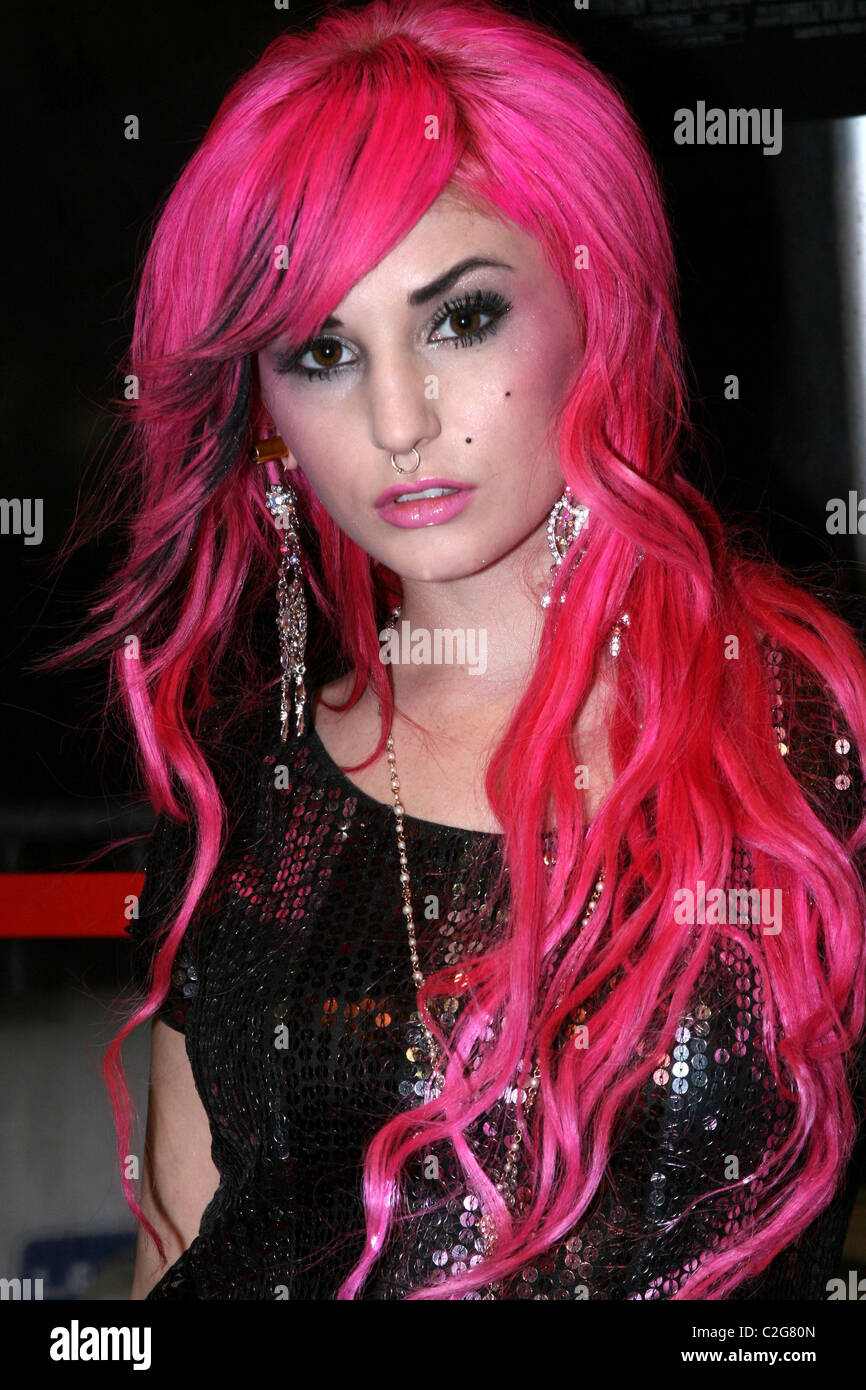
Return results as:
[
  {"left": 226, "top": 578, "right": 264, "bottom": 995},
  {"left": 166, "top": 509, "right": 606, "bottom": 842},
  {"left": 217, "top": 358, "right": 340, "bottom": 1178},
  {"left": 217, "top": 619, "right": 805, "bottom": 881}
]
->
[{"left": 390, "top": 513, "right": 551, "bottom": 705}]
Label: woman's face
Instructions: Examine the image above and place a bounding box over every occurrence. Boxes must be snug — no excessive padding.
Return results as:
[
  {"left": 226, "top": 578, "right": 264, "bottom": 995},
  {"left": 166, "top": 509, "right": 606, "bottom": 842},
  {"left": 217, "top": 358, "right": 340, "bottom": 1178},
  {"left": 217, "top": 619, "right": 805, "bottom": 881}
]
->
[{"left": 257, "top": 190, "right": 583, "bottom": 585}]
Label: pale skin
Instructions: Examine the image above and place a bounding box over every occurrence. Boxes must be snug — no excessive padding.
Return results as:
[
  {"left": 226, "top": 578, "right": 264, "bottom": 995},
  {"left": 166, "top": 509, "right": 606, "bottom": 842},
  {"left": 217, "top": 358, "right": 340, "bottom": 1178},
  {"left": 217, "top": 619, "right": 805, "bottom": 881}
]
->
[
  {"left": 261, "top": 187, "right": 616, "bottom": 832},
  {"left": 130, "top": 187, "right": 615, "bottom": 1296}
]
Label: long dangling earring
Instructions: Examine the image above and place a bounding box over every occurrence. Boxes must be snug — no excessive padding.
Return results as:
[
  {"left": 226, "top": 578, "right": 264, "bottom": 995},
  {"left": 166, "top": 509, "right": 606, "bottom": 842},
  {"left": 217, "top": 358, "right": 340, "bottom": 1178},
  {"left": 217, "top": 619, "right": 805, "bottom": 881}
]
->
[
  {"left": 540, "top": 485, "right": 630, "bottom": 658},
  {"left": 540, "top": 486, "right": 589, "bottom": 610},
  {"left": 250, "top": 432, "right": 308, "bottom": 741}
]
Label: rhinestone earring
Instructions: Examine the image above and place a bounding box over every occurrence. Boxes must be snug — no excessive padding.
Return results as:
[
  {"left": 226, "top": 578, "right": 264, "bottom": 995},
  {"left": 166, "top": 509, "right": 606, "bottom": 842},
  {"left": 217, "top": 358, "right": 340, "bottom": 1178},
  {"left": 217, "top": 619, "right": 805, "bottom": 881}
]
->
[
  {"left": 540, "top": 487, "right": 590, "bottom": 609},
  {"left": 540, "top": 486, "right": 630, "bottom": 658},
  {"left": 250, "top": 432, "right": 308, "bottom": 741}
]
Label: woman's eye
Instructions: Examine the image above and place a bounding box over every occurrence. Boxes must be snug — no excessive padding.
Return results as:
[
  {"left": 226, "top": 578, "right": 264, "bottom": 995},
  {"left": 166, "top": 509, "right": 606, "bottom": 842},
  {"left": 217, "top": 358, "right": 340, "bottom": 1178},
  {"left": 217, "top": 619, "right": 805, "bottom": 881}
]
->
[
  {"left": 272, "top": 288, "right": 511, "bottom": 382},
  {"left": 270, "top": 337, "right": 356, "bottom": 380},
  {"left": 308, "top": 340, "right": 347, "bottom": 369},
  {"left": 432, "top": 307, "right": 490, "bottom": 341},
  {"left": 429, "top": 289, "right": 511, "bottom": 348}
]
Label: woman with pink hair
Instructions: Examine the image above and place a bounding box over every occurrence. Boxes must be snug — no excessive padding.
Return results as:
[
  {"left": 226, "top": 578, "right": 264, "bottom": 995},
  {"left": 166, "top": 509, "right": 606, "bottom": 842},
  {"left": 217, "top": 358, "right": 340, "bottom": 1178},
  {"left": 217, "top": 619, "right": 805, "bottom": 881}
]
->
[{"left": 52, "top": 0, "right": 866, "bottom": 1299}]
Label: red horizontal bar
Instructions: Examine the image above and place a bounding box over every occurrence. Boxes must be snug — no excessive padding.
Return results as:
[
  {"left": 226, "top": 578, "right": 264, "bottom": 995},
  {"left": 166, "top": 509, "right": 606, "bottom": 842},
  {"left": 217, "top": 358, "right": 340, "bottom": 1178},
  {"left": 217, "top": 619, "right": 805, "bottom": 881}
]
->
[{"left": 0, "top": 873, "right": 146, "bottom": 938}]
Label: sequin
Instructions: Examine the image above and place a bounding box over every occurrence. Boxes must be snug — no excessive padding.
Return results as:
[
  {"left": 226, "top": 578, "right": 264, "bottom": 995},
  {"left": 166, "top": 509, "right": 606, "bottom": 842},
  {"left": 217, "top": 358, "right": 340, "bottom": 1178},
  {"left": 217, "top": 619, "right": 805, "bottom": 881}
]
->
[{"left": 124, "top": 638, "right": 866, "bottom": 1300}]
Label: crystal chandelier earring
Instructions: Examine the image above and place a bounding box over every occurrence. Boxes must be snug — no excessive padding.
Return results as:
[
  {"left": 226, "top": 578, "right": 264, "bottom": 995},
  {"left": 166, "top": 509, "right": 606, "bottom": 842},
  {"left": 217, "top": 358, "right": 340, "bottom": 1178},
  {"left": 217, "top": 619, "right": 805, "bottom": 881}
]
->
[
  {"left": 250, "top": 431, "right": 308, "bottom": 741},
  {"left": 540, "top": 486, "right": 630, "bottom": 658},
  {"left": 540, "top": 487, "right": 589, "bottom": 610}
]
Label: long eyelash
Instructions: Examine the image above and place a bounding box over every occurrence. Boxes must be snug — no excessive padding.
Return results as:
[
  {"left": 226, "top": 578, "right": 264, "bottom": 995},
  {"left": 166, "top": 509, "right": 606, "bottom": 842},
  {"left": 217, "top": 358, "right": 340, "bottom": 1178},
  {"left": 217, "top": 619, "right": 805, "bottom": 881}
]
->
[
  {"left": 429, "top": 288, "right": 511, "bottom": 337},
  {"left": 273, "top": 288, "right": 512, "bottom": 382}
]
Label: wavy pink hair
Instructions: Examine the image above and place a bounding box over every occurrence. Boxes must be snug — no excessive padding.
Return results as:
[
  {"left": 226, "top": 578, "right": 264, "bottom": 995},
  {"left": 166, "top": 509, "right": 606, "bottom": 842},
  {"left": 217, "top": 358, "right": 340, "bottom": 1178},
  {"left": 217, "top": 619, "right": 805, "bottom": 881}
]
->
[{"left": 39, "top": 0, "right": 866, "bottom": 1298}]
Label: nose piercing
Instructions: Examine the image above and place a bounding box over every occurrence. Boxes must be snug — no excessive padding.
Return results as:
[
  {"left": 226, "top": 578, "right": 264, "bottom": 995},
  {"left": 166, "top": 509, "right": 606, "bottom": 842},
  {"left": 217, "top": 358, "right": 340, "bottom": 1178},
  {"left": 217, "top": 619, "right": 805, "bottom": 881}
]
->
[{"left": 390, "top": 447, "right": 421, "bottom": 474}]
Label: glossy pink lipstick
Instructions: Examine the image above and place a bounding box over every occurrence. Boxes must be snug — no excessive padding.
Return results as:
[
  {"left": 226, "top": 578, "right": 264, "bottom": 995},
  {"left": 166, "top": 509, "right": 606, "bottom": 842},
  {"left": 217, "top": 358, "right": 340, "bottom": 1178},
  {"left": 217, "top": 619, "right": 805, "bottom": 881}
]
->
[{"left": 375, "top": 477, "right": 476, "bottom": 529}]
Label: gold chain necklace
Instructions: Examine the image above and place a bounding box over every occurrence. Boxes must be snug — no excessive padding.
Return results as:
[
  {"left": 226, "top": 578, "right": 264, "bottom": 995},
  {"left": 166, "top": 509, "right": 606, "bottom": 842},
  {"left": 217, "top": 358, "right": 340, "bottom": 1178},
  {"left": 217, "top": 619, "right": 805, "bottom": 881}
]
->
[{"left": 378, "top": 606, "right": 605, "bottom": 1282}]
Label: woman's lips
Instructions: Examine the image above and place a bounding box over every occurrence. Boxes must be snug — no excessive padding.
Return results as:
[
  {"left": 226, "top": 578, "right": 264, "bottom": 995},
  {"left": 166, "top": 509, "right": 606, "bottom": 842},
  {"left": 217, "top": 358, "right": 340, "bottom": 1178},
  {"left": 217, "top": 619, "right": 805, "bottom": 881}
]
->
[{"left": 375, "top": 481, "right": 476, "bottom": 529}]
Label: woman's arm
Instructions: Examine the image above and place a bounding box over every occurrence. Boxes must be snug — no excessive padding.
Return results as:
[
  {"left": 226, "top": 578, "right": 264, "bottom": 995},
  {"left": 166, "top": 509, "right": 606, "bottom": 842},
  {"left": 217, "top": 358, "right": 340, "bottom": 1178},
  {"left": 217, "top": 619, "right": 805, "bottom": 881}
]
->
[{"left": 129, "top": 1019, "right": 220, "bottom": 1299}]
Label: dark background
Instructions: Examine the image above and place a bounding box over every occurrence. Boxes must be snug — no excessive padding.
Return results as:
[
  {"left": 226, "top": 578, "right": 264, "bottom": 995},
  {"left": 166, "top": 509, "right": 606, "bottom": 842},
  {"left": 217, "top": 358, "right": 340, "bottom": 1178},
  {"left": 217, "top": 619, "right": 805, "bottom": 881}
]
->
[{"left": 1, "top": 0, "right": 866, "bottom": 1304}]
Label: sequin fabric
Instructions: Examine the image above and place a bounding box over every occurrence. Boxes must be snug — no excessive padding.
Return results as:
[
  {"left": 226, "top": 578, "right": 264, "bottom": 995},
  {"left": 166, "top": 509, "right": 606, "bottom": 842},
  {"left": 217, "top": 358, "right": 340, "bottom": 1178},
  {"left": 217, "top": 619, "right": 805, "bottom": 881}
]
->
[{"left": 126, "top": 639, "right": 866, "bottom": 1299}]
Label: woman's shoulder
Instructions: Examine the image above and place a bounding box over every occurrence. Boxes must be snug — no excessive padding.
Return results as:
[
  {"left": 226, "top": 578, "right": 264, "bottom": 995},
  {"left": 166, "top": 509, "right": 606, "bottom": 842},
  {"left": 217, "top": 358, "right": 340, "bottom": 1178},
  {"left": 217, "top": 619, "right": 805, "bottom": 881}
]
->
[
  {"left": 310, "top": 668, "right": 372, "bottom": 757},
  {"left": 316, "top": 669, "right": 356, "bottom": 703}
]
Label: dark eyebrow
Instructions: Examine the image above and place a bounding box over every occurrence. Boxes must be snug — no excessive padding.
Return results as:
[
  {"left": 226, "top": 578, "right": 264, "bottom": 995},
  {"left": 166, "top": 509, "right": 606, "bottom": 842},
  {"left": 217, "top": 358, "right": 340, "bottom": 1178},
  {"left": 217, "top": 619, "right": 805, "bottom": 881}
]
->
[{"left": 319, "top": 257, "right": 514, "bottom": 330}]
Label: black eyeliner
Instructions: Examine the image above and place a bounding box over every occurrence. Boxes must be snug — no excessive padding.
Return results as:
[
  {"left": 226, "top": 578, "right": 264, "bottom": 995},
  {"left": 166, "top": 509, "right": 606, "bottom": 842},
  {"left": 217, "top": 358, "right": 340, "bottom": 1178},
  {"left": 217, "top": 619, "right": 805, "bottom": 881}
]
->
[{"left": 271, "top": 286, "right": 512, "bottom": 382}]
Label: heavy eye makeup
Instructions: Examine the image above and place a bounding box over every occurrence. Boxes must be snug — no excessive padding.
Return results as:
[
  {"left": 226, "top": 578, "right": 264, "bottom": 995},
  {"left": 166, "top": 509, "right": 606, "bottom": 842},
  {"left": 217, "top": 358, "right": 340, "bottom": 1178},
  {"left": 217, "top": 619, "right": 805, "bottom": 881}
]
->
[{"left": 269, "top": 287, "right": 512, "bottom": 382}]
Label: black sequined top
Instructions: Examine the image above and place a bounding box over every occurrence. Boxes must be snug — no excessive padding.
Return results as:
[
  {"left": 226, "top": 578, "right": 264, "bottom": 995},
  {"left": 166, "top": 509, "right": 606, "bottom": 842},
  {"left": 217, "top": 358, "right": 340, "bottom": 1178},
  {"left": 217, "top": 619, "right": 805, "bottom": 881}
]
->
[{"left": 127, "top": 641, "right": 866, "bottom": 1300}]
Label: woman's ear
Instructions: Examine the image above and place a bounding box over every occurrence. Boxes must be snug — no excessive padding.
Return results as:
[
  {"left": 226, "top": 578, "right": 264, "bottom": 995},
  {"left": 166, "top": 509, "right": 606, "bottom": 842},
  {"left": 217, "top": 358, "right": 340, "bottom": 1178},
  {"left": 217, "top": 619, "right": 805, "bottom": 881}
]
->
[{"left": 263, "top": 414, "right": 296, "bottom": 472}]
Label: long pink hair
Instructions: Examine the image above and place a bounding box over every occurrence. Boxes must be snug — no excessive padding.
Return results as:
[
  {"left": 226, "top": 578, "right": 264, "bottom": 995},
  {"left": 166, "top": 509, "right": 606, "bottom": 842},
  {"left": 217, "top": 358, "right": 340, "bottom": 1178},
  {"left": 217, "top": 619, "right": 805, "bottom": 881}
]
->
[{"left": 39, "top": 0, "right": 866, "bottom": 1298}]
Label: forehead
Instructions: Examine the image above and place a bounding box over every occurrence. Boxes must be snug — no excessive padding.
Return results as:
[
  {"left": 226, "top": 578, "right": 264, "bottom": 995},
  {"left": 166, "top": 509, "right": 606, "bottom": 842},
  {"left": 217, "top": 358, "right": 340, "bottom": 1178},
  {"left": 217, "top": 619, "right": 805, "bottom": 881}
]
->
[{"left": 334, "top": 189, "right": 548, "bottom": 307}]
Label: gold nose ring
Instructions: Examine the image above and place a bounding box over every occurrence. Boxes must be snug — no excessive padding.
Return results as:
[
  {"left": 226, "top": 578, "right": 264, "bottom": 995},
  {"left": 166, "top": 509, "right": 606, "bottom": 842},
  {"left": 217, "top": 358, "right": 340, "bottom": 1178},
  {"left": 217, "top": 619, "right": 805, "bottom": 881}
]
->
[{"left": 390, "top": 447, "right": 421, "bottom": 474}]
